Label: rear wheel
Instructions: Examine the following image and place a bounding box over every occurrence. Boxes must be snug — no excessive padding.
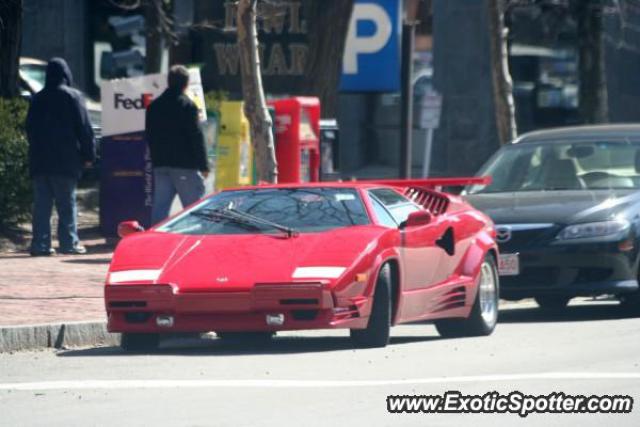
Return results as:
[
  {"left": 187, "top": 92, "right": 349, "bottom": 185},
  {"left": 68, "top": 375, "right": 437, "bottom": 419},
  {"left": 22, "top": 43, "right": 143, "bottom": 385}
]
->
[
  {"left": 350, "top": 264, "right": 392, "bottom": 348},
  {"left": 535, "top": 296, "right": 570, "bottom": 311},
  {"left": 435, "top": 254, "right": 499, "bottom": 338},
  {"left": 120, "top": 333, "right": 160, "bottom": 352}
]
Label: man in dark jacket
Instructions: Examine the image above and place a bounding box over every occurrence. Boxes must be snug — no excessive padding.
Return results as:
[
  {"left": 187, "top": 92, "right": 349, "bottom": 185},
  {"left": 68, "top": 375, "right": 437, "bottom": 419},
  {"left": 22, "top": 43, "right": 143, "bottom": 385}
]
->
[
  {"left": 26, "top": 57, "right": 95, "bottom": 256},
  {"left": 146, "top": 65, "right": 209, "bottom": 223}
]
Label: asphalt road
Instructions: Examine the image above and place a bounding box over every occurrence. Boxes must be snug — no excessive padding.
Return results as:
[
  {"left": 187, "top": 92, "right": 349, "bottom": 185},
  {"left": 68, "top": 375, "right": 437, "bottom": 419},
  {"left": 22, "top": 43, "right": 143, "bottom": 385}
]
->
[{"left": 1, "top": 300, "right": 639, "bottom": 427}]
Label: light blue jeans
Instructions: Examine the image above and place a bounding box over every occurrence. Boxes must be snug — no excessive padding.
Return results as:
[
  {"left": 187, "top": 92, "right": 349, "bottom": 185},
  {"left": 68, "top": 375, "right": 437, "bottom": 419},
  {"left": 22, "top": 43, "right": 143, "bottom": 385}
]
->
[
  {"left": 31, "top": 175, "right": 79, "bottom": 253},
  {"left": 152, "top": 167, "right": 205, "bottom": 224}
]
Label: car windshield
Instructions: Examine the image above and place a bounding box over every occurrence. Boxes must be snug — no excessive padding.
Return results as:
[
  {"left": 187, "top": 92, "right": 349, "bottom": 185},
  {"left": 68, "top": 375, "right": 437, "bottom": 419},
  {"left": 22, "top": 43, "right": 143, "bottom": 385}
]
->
[
  {"left": 157, "top": 187, "right": 370, "bottom": 235},
  {"left": 20, "top": 64, "right": 45, "bottom": 92},
  {"left": 467, "top": 139, "right": 640, "bottom": 194}
]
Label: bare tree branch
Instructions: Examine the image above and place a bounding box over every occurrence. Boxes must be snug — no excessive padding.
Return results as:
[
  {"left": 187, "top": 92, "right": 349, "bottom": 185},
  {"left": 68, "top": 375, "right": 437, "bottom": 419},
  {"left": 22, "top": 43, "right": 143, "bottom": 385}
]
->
[
  {"left": 488, "top": 0, "right": 518, "bottom": 143},
  {"left": 0, "top": 0, "right": 22, "bottom": 98},
  {"left": 237, "top": 0, "right": 278, "bottom": 183}
]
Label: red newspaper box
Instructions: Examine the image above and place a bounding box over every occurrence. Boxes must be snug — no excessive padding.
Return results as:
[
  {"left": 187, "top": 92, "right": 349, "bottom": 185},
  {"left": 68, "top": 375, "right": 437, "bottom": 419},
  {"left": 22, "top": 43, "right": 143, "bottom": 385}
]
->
[{"left": 269, "top": 97, "right": 320, "bottom": 183}]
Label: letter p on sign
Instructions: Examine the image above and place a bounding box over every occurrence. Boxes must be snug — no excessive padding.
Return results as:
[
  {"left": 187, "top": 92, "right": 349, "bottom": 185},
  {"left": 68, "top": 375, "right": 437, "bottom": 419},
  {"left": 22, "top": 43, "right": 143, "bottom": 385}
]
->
[
  {"left": 343, "top": 4, "right": 392, "bottom": 74},
  {"left": 340, "top": 0, "right": 401, "bottom": 92}
]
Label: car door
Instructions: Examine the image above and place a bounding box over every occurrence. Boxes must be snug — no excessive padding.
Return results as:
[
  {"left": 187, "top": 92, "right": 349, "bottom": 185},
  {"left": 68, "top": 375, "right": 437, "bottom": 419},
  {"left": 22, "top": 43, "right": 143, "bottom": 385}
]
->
[{"left": 368, "top": 189, "right": 450, "bottom": 292}]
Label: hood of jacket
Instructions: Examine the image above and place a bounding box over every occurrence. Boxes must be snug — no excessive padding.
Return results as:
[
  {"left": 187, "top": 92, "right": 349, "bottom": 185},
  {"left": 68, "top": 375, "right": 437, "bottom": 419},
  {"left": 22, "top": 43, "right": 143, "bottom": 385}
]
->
[{"left": 45, "top": 57, "right": 73, "bottom": 88}]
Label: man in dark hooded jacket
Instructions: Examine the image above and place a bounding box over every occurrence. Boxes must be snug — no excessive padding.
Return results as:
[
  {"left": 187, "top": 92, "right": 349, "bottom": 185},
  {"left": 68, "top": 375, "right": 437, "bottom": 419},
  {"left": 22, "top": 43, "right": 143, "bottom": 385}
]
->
[{"left": 26, "top": 57, "right": 96, "bottom": 256}]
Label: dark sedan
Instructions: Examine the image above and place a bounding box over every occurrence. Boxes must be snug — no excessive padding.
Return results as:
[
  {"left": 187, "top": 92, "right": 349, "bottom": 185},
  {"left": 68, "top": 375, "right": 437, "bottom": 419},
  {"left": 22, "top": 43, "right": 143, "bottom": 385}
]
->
[{"left": 465, "top": 125, "right": 640, "bottom": 310}]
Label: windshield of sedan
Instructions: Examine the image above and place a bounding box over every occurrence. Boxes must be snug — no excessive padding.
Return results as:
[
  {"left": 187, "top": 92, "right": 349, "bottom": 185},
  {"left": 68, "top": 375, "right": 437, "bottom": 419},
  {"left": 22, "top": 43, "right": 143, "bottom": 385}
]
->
[
  {"left": 157, "top": 187, "right": 370, "bottom": 235},
  {"left": 467, "top": 140, "right": 640, "bottom": 194},
  {"left": 20, "top": 64, "right": 45, "bottom": 92}
]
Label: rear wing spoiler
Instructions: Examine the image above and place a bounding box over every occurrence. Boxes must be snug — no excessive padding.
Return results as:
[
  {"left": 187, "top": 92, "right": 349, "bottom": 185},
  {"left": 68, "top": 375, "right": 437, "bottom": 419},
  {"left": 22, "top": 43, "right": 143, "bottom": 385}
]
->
[
  {"left": 360, "top": 176, "right": 492, "bottom": 190},
  {"left": 363, "top": 176, "right": 491, "bottom": 215}
]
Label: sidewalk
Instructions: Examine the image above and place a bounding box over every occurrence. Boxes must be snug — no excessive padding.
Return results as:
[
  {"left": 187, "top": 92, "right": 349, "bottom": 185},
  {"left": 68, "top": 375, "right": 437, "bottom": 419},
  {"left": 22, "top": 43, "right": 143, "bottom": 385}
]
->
[
  {"left": 0, "top": 231, "right": 118, "bottom": 352},
  {"left": 0, "top": 197, "right": 120, "bottom": 351},
  {"left": 0, "top": 231, "right": 112, "bottom": 326},
  {"left": 0, "top": 187, "right": 200, "bottom": 351}
]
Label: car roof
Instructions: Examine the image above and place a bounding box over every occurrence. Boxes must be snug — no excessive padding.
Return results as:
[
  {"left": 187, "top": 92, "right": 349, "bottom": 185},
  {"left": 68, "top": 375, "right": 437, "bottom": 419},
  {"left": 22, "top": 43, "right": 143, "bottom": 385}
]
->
[
  {"left": 19, "top": 57, "right": 46, "bottom": 67},
  {"left": 513, "top": 124, "right": 640, "bottom": 144}
]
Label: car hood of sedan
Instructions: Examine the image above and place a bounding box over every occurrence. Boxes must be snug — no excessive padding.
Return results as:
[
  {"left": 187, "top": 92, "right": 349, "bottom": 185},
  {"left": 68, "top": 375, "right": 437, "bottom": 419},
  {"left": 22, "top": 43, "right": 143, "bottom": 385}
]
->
[
  {"left": 108, "top": 226, "right": 386, "bottom": 292},
  {"left": 464, "top": 189, "right": 638, "bottom": 225}
]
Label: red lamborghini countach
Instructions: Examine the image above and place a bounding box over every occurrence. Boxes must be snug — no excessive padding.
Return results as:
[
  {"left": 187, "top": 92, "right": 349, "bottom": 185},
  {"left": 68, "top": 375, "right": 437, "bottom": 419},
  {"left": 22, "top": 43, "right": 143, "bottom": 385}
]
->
[{"left": 105, "top": 178, "right": 499, "bottom": 351}]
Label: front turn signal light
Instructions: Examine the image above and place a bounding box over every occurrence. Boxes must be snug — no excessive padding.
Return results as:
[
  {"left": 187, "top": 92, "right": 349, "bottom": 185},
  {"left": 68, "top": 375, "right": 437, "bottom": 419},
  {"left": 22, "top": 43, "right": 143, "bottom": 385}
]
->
[{"left": 355, "top": 273, "right": 368, "bottom": 283}]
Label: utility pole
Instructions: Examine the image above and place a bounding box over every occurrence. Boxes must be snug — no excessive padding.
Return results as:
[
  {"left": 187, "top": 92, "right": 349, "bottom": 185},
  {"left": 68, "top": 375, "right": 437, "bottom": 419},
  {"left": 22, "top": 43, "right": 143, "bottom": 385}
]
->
[{"left": 399, "top": 22, "right": 416, "bottom": 178}]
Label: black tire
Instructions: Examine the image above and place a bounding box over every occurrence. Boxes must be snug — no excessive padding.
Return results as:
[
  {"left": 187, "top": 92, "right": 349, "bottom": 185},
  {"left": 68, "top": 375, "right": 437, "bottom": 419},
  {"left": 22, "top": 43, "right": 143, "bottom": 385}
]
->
[
  {"left": 535, "top": 296, "right": 570, "bottom": 311},
  {"left": 350, "top": 264, "right": 392, "bottom": 348},
  {"left": 216, "top": 332, "right": 275, "bottom": 345},
  {"left": 619, "top": 293, "right": 640, "bottom": 312},
  {"left": 435, "top": 254, "right": 499, "bottom": 338},
  {"left": 120, "top": 333, "right": 160, "bottom": 352}
]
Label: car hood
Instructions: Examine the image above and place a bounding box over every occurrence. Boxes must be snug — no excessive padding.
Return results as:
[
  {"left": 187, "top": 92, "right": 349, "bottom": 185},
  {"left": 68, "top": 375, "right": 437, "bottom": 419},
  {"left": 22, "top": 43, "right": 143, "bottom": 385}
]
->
[
  {"left": 464, "top": 190, "right": 638, "bottom": 225},
  {"left": 108, "top": 226, "right": 386, "bottom": 292}
]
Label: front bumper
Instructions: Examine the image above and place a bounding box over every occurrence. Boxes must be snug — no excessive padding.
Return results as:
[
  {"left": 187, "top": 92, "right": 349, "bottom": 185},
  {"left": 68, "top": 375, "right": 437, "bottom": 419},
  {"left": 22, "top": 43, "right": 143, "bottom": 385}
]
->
[
  {"left": 105, "top": 283, "right": 368, "bottom": 333},
  {"left": 499, "top": 240, "right": 639, "bottom": 299}
]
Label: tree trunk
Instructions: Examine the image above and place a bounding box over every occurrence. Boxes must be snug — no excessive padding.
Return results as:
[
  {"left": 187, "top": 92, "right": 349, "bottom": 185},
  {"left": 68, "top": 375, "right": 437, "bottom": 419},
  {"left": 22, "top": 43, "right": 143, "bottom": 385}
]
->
[
  {"left": 237, "top": 0, "right": 278, "bottom": 183},
  {"left": 144, "top": 0, "right": 164, "bottom": 74},
  {"left": 302, "top": 0, "right": 354, "bottom": 118},
  {"left": 487, "top": 0, "right": 517, "bottom": 145},
  {"left": 577, "top": 0, "right": 608, "bottom": 123},
  {"left": 0, "top": 0, "right": 23, "bottom": 98}
]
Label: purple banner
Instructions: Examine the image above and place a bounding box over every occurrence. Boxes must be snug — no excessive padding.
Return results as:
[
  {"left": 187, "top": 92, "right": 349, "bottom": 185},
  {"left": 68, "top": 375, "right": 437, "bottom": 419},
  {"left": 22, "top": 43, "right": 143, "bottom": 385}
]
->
[{"left": 99, "top": 132, "right": 154, "bottom": 236}]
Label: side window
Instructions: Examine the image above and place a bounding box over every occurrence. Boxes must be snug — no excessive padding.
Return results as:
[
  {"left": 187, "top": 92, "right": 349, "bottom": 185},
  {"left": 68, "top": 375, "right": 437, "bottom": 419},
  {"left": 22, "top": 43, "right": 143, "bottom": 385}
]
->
[
  {"left": 520, "top": 146, "right": 544, "bottom": 190},
  {"left": 370, "top": 188, "right": 421, "bottom": 225},
  {"left": 370, "top": 188, "right": 410, "bottom": 206},
  {"left": 369, "top": 196, "right": 398, "bottom": 228},
  {"left": 389, "top": 204, "right": 421, "bottom": 225}
]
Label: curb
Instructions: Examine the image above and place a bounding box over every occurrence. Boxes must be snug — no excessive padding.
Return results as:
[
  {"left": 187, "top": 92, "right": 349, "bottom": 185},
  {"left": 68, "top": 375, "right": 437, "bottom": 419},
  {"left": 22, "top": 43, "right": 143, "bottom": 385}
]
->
[
  {"left": 0, "top": 300, "right": 540, "bottom": 353},
  {"left": 0, "top": 321, "right": 119, "bottom": 353}
]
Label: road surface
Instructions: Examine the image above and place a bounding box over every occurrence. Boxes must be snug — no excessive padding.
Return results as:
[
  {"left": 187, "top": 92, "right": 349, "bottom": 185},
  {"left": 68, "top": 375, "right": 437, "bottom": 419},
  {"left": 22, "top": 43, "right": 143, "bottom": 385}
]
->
[{"left": 1, "top": 300, "right": 639, "bottom": 426}]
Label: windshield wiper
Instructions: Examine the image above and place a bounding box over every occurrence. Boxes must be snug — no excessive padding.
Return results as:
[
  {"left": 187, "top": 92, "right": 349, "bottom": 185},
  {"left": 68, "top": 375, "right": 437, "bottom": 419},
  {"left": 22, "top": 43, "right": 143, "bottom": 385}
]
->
[
  {"left": 193, "top": 208, "right": 299, "bottom": 238},
  {"left": 189, "top": 210, "right": 262, "bottom": 231},
  {"left": 221, "top": 208, "right": 299, "bottom": 238}
]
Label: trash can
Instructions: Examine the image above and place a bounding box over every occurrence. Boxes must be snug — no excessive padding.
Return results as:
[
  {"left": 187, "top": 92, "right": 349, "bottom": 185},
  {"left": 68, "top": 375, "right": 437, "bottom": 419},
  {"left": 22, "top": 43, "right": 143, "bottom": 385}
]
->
[{"left": 320, "top": 118, "right": 340, "bottom": 181}]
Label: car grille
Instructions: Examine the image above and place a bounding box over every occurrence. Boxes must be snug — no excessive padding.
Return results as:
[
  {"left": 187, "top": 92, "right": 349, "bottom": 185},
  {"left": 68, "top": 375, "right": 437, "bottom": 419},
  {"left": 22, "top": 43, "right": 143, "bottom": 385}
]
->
[{"left": 496, "top": 224, "right": 560, "bottom": 252}]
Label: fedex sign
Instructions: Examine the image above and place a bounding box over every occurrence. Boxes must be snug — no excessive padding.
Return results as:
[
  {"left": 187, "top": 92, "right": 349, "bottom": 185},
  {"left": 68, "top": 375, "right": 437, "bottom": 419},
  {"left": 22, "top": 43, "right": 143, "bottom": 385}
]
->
[
  {"left": 114, "top": 93, "right": 154, "bottom": 110},
  {"left": 340, "top": 0, "right": 401, "bottom": 92},
  {"left": 101, "top": 69, "right": 206, "bottom": 137}
]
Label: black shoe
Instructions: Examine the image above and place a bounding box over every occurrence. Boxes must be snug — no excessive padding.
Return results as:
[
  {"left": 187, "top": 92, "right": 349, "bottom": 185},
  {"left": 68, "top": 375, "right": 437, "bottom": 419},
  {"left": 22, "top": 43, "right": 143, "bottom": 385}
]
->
[
  {"left": 30, "top": 248, "right": 56, "bottom": 257},
  {"left": 59, "top": 245, "right": 87, "bottom": 255}
]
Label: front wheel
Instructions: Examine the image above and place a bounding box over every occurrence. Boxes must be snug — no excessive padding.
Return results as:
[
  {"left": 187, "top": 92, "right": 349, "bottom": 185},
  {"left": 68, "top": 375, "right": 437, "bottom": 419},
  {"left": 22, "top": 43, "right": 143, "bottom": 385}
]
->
[
  {"left": 350, "top": 264, "right": 392, "bottom": 348},
  {"left": 435, "top": 254, "right": 499, "bottom": 338},
  {"left": 619, "top": 293, "right": 640, "bottom": 312}
]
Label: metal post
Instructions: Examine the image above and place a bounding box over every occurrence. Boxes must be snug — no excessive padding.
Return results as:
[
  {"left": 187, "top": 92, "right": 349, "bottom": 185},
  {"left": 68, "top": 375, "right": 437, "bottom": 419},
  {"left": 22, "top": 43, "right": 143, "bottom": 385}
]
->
[
  {"left": 422, "top": 128, "right": 434, "bottom": 178},
  {"left": 399, "top": 22, "right": 415, "bottom": 179}
]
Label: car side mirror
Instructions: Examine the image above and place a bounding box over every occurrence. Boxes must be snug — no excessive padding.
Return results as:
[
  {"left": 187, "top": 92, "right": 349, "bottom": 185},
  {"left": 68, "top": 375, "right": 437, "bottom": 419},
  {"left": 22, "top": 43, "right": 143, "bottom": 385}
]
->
[
  {"left": 118, "top": 220, "right": 145, "bottom": 238},
  {"left": 400, "top": 211, "right": 432, "bottom": 229}
]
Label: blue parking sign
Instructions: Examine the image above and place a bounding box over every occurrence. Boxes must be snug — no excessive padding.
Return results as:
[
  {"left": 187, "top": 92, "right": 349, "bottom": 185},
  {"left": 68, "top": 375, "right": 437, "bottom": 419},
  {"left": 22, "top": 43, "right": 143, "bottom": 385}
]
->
[{"left": 340, "top": 0, "right": 402, "bottom": 92}]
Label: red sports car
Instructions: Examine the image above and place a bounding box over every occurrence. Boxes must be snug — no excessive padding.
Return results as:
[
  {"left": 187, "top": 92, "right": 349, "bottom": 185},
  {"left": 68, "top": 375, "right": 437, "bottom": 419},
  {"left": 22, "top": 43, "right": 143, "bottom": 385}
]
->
[{"left": 105, "top": 178, "right": 499, "bottom": 351}]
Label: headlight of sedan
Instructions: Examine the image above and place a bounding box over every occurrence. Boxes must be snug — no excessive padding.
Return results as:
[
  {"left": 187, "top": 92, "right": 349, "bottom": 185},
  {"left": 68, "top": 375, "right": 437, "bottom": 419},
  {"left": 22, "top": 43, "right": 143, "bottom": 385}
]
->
[{"left": 556, "top": 220, "right": 630, "bottom": 241}]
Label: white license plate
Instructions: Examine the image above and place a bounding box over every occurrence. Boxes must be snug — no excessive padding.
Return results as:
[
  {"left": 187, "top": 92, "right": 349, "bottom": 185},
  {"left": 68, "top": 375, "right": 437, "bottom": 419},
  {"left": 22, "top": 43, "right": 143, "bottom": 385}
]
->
[{"left": 498, "top": 253, "right": 520, "bottom": 276}]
